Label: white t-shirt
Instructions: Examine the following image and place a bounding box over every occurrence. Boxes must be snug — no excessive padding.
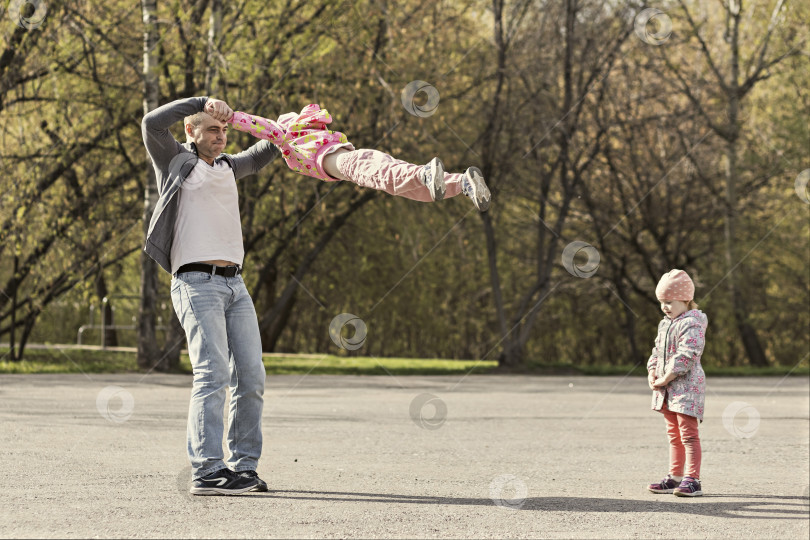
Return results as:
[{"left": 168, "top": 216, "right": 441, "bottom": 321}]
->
[{"left": 171, "top": 159, "right": 244, "bottom": 275}]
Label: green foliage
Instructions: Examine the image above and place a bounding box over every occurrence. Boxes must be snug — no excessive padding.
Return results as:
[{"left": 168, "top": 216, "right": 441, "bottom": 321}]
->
[{"left": 1, "top": 0, "right": 807, "bottom": 371}]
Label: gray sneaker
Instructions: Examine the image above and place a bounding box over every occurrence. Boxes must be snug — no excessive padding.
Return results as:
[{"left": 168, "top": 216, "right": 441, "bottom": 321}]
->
[
  {"left": 420, "top": 157, "right": 447, "bottom": 201},
  {"left": 461, "top": 166, "right": 491, "bottom": 212}
]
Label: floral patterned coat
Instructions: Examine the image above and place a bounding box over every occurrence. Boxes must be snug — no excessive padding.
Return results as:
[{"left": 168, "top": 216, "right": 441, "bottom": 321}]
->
[
  {"left": 229, "top": 105, "right": 354, "bottom": 183},
  {"left": 646, "top": 310, "right": 707, "bottom": 421}
]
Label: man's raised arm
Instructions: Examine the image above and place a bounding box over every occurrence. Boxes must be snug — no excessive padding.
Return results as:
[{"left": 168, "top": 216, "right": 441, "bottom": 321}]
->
[
  {"left": 141, "top": 96, "right": 208, "bottom": 169},
  {"left": 228, "top": 140, "right": 281, "bottom": 180}
]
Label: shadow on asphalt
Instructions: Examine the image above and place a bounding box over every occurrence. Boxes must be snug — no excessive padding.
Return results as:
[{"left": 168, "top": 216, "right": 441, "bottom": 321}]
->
[{"left": 251, "top": 490, "right": 809, "bottom": 519}]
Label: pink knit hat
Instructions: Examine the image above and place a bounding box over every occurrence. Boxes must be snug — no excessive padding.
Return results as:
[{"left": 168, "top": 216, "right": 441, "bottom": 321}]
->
[{"left": 655, "top": 269, "right": 695, "bottom": 302}]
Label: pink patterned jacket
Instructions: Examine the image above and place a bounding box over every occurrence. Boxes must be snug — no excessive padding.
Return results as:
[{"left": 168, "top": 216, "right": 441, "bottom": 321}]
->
[
  {"left": 229, "top": 104, "right": 354, "bottom": 182},
  {"left": 646, "top": 310, "right": 707, "bottom": 421}
]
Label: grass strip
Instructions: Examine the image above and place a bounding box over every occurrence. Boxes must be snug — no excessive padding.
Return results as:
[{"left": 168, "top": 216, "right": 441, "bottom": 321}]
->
[{"left": 1, "top": 346, "right": 806, "bottom": 376}]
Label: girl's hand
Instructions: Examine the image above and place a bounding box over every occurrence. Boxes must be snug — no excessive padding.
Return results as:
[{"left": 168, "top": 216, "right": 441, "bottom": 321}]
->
[
  {"left": 652, "top": 372, "right": 676, "bottom": 388},
  {"left": 648, "top": 372, "right": 656, "bottom": 390}
]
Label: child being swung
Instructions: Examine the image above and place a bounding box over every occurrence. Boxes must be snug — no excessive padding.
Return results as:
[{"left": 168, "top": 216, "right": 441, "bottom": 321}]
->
[
  {"left": 228, "top": 105, "right": 491, "bottom": 211},
  {"left": 646, "top": 269, "right": 707, "bottom": 497}
]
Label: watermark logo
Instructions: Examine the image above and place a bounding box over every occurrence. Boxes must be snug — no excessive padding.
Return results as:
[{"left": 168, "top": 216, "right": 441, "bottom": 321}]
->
[
  {"left": 489, "top": 474, "right": 528, "bottom": 510},
  {"left": 561, "top": 241, "right": 600, "bottom": 278},
  {"left": 722, "top": 401, "right": 760, "bottom": 439},
  {"left": 795, "top": 169, "right": 810, "bottom": 204},
  {"left": 409, "top": 393, "right": 447, "bottom": 430},
  {"left": 634, "top": 8, "right": 672, "bottom": 46},
  {"left": 8, "top": 0, "right": 48, "bottom": 30},
  {"left": 329, "top": 313, "right": 367, "bottom": 350},
  {"left": 401, "top": 80, "right": 440, "bottom": 118},
  {"left": 96, "top": 385, "right": 134, "bottom": 423}
]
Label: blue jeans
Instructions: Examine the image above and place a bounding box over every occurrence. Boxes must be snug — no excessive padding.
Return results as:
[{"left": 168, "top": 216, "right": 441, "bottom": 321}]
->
[{"left": 170, "top": 271, "right": 265, "bottom": 479}]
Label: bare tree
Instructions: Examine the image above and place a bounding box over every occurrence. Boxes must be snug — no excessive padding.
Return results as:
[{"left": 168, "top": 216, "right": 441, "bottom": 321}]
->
[
  {"left": 657, "top": 0, "right": 800, "bottom": 365},
  {"left": 476, "top": 0, "right": 634, "bottom": 366},
  {"left": 136, "top": 0, "right": 163, "bottom": 370},
  {"left": 576, "top": 56, "right": 720, "bottom": 365},
  {"left": 205, "top": 0, "right": 222, "bottom": 95}
]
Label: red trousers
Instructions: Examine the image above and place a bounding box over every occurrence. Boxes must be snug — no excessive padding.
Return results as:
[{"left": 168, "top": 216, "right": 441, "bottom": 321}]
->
[{"left": 662, "top": 403, "right": 702, "bottom": 479}]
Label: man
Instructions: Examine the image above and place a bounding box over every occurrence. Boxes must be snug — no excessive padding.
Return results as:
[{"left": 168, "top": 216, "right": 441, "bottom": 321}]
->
[{"left": 142, "top": 96, "right": 279, "bottom": 495}]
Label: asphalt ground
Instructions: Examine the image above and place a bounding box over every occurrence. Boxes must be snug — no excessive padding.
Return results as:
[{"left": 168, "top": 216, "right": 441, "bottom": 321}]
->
[{"left": 1, "top": 373, "right": 808, "bottom": 539}]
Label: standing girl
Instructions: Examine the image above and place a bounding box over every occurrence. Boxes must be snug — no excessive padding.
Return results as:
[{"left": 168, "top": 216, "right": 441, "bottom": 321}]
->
[{"left": 646, "top": 269, "right": 707, "bottom": 497}]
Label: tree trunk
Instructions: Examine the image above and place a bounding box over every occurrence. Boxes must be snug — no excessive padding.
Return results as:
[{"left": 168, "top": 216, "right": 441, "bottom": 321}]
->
[
  {"left": 95, "top": 270, "right": 118, "bottom": 348},
  {"left": 723, "top": 6, "right": 768, "bottom": 367},
  {"left": 262, "top": 292, "right": 298, "bottom": 352},
  {"left": 16, "top": 310, "right": 38, "bottom": 361},
  {"left": 482, "top": 211, "right": 512, "bottom": 367},
  {"left": 137, "top": 0, "right": 161, "bottom": 370},
  {"left": 258, "top": 192, "right": 376, "bottom": 338},
  {"left": 158, "top": 311, "right": 184, "bottom": 372},
  {"left": 616, "top": 278, "right": 641, "bottom": 367},
  {"left": 257, "top": 265, "right": 278, "bottom": 347},
  {"left": 8, "top": 251, "right": 18, "bottom": 361},
  {"left": 723, "top": 137, "right": 768, "bottom": 366},
  {"left": 205, "top": 0, "right": 222, "bottom": 95},
  {"left": 482, "top": 0, "right": 514, "bottom": 367}
]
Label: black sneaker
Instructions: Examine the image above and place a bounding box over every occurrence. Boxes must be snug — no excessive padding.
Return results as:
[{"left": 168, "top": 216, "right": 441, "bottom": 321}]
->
[
  {"left": 420, "top": 157, "right": 447, "bottom": 201},
  {"left": 461, "top": 166, "right": 491, "bottom": 212},
  {"left": 189, "top": 468, "right": 258, "bottom": 496},
  {"left": 237, "top": 470, "right": 268, "bottom": 492}
]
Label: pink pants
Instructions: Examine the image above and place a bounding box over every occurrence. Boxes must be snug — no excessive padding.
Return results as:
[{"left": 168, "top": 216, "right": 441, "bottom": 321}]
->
[
  {"left": 229, "top": 108, "right": 465, "bottom": 202},
  {"left": 662, "top": 403, "right": 702, "bottom": 479},
  {"left": 335, "top": 149, "right": 464, "bottom": 202}
]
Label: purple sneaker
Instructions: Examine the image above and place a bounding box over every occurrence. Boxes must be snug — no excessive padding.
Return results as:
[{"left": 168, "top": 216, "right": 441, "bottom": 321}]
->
[
  {"left": 648, "top": 475, "right": 679, "bottom": 494},
  {"left": 674, "top": 476, "right": 703, "bottom": 497}
]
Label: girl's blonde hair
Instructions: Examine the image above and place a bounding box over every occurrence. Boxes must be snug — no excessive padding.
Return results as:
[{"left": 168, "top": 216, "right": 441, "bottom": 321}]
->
[{"left": 687, "top": 299, "right": 699, "bottom": 310}]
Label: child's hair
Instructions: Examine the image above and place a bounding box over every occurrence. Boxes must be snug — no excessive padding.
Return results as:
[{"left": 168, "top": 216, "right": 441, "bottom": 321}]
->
[{"left": 687, "top": 299, "right": 699, "bottom": 310}]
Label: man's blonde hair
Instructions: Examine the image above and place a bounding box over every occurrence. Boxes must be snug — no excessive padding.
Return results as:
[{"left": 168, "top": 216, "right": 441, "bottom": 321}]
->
[{"left": 184, "top": 112, "right": 210, "bottom": 141}]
